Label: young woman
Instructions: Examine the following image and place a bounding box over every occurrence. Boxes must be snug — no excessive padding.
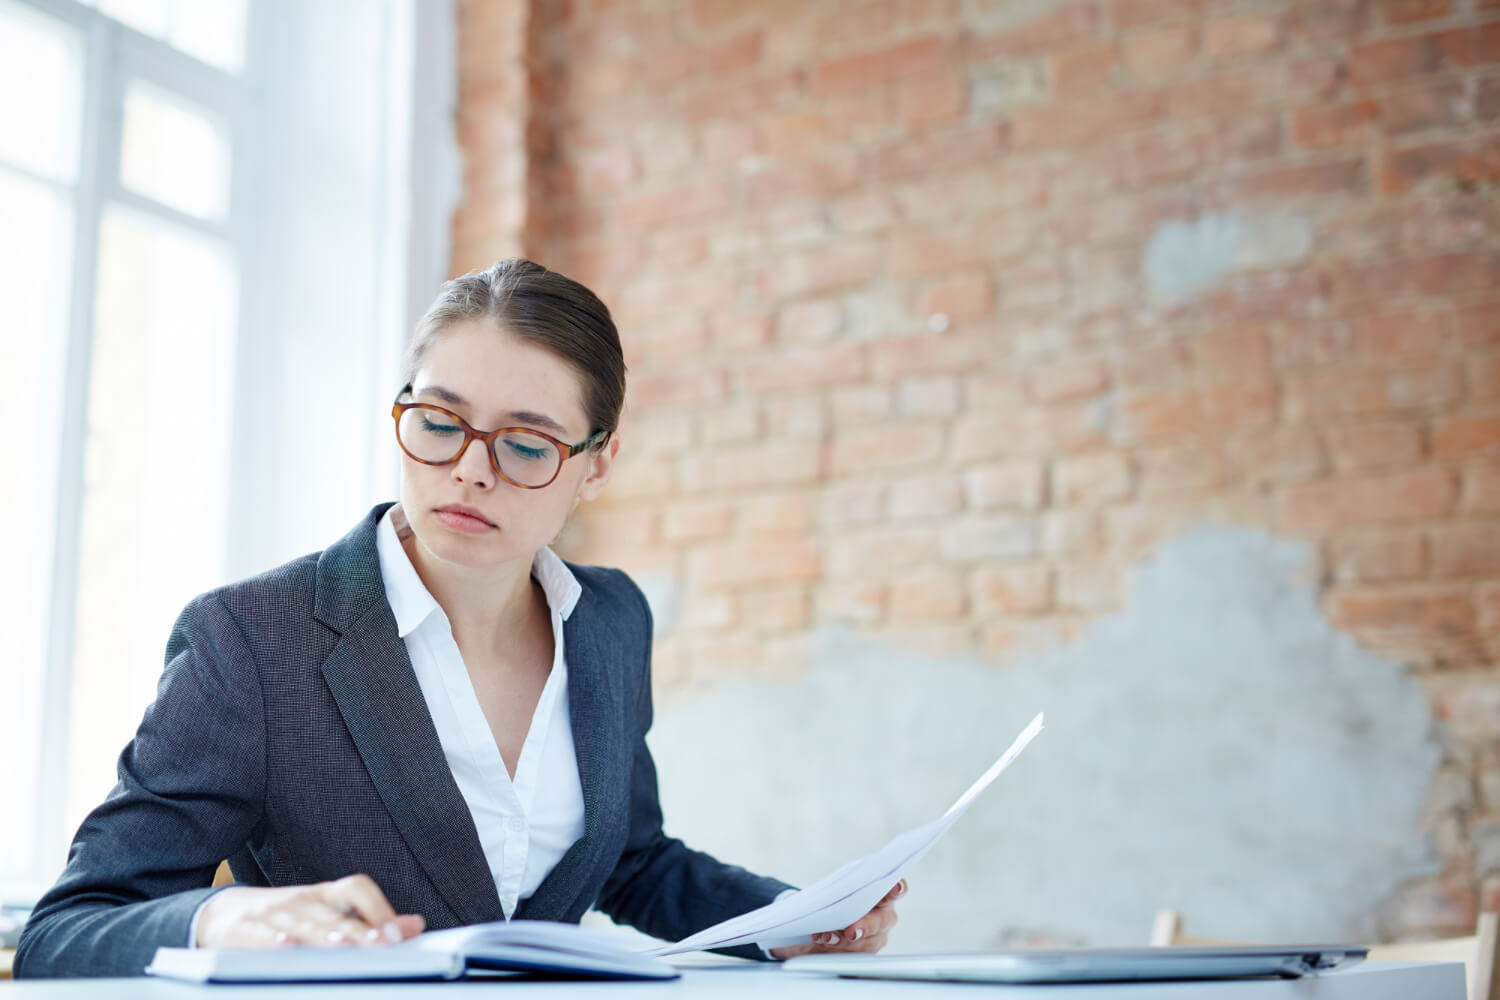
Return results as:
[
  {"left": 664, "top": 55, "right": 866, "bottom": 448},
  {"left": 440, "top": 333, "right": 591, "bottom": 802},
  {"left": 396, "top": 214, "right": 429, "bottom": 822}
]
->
[{"left": 17, "top": 259, "right": 902, "bottom": 978}]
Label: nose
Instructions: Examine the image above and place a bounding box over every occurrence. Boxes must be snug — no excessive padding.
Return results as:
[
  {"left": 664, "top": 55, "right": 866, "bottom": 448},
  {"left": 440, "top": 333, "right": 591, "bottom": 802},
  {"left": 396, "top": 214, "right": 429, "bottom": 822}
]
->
[{"left": 451, "top": 438, "right": 495, "bottom": 489}]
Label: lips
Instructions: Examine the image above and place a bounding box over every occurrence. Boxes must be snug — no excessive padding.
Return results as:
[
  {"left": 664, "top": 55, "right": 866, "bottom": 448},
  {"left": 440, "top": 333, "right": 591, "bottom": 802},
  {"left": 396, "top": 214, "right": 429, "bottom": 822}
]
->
[{"left": 434, "top": 504, "right": 496, "bottom": 534}]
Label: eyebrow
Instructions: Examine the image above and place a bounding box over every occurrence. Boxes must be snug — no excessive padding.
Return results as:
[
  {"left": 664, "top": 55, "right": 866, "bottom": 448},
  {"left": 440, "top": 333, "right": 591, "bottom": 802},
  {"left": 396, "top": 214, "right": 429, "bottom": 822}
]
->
[{"left": 413, "top": 384, "right": 573, "bottom": 438}]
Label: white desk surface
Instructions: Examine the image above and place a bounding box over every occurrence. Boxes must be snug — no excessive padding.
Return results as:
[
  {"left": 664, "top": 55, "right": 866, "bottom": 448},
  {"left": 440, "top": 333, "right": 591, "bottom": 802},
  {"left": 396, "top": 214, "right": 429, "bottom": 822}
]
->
[{"left": 0, "top": 960, "right": 1465, "bottom": 998}]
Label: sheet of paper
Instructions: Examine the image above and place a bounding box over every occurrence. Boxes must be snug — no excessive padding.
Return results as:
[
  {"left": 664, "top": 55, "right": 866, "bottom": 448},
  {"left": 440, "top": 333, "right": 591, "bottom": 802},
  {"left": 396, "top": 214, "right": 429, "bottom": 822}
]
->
[{"left": 650, "top": 711, "right": 1044, "bottom": 956}]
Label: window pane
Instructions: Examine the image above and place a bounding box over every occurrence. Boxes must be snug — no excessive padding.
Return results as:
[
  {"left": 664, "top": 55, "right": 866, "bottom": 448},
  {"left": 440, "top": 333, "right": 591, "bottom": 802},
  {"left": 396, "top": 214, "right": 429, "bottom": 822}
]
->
[
  {"left": 0, "top": 171, "right": 74, "bottom": 886},
  {"left": 0, "top": 0, "right": 82, "bottom": 181},
  {"left": 66, "top": 209, "right": 238, "bottom": 832},
  {"left": 97, "top": 0, "right": 246, "bottom": 73},
  {"left": 120, "top": 84, "right": 231, "bottom": 222}
]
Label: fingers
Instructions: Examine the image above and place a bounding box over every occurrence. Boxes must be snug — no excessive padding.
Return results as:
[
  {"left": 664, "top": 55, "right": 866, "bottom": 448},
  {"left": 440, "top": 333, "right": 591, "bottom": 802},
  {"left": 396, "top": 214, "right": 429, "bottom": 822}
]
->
[
  {"left": 321, "top": 874, "right": 405, "bottom": 945},
  {"left": 195, "top": 877, "right": 425, "bottom": 950},
  {"left": 878, "top": 879, "right": 909, "bottom": 906}
]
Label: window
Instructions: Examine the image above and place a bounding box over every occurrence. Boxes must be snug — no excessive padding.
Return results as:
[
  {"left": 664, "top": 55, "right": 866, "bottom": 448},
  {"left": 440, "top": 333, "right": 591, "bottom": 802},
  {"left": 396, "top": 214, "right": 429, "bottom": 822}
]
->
[{"left": 0, "top": 0, "right": 450, "bottom": 897}]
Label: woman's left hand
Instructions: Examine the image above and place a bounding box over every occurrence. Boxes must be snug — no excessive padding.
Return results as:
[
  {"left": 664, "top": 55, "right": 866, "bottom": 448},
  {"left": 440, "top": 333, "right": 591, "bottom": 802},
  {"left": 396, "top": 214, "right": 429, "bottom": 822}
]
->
[{"left": 768, "top": 879, "right": 906, "bottom": 960}]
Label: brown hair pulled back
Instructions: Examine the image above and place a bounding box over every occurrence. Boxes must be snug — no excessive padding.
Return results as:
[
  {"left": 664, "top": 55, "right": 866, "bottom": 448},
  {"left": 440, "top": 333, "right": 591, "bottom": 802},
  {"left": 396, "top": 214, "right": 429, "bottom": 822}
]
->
[{"left": 403, "top": 258, "right": 626, "bottom": 446}]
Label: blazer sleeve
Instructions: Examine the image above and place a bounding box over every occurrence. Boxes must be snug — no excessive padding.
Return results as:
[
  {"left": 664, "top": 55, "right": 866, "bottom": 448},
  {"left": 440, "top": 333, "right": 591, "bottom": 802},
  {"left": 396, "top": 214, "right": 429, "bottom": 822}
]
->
[
  {"left": 591, "top": 575, "right": 794, "bottom": 961},
  {"left": 16, "top": 593, "right": 267, "bottom": 978}
]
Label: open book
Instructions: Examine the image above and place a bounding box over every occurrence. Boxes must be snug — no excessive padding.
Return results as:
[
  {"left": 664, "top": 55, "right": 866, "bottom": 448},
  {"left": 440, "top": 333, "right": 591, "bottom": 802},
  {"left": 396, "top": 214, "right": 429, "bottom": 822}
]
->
[{"left": 146, "top": 920, "right": 679, "bottom": 982}]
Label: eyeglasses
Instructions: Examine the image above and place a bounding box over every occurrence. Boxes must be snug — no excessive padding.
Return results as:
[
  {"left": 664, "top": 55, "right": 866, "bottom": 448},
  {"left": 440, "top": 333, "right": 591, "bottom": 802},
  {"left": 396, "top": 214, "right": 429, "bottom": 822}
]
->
[{"left": 391, "top": 384, "right": 609, "bottom": 489}]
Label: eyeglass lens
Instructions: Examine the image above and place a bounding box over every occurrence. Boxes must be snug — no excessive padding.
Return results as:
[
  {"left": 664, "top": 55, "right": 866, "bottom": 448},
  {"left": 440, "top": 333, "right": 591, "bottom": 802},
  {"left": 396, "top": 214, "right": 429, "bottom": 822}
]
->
[{"left": 397, "top": 405, "right": 562, "bottom": 487}]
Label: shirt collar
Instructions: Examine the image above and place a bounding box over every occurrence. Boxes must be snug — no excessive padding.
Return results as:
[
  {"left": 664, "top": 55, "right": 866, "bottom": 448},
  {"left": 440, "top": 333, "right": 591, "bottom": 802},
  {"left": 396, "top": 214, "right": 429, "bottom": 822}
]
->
[{"left": 376, "top": 506, "right": 583, "bottom": 638}]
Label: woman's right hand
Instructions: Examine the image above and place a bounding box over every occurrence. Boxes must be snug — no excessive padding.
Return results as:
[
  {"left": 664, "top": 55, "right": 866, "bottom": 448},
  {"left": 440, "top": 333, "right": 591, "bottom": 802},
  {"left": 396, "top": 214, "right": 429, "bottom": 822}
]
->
[{"left": 194, "top": 874, "right": 426, "bottom": 948}]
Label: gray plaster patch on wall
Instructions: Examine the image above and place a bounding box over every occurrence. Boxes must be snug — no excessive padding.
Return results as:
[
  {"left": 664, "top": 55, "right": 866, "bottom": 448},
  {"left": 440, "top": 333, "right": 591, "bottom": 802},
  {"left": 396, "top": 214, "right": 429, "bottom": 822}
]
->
[
  {"left": 645, "top": 525, "right": 1440, "bottom": 950},
  {"left": 1144, "top": 211, "right": 1312, "bottom": 305}
]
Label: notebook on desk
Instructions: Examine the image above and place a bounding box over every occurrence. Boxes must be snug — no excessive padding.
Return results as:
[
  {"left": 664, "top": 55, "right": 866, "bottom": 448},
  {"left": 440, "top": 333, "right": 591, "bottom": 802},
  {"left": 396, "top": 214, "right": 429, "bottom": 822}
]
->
[{"left": 784, "top": 944, "right": 1368, "bottom": 984}]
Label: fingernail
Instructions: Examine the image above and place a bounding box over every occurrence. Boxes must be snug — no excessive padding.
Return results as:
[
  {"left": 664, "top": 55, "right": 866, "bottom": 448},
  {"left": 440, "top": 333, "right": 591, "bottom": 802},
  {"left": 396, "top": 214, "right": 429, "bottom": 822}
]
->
[
  {"left": 827, "top": 933, "right": 841, "bottom": 946},
  {"left": 383, "top": 921, "right": 404, "bottom": 944},
  {"left": 364, "top": 928, "right": 383, "bottom": 944},
  {"left": 851, "top": 928, "right": 863, "bottom": 942},
  {"left": 326, "top": 930, "right": 346, "bottom": 945}
]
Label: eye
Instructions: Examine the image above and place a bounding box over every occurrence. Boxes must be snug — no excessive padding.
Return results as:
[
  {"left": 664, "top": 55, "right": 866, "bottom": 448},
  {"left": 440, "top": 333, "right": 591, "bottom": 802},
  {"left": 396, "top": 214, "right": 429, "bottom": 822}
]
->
[
  {"left": 503, "top": 439, "right": 550, "bottom": 461},
  {"left": 419, "top": 414, "right": 460, "bottom": 434}
]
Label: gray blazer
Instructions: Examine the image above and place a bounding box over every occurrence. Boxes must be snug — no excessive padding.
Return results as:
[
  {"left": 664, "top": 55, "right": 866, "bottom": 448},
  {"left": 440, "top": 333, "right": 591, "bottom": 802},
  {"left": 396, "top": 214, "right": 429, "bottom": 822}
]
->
[{"left": 17, "top": 503, "right": 790, "bottom": 977}]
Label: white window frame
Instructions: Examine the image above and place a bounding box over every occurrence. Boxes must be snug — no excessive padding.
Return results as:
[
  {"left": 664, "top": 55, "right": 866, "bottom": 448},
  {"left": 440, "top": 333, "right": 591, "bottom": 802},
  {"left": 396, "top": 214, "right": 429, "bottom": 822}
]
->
[{"left": 10, "top": 0, "right": 457, "bottom": 897}]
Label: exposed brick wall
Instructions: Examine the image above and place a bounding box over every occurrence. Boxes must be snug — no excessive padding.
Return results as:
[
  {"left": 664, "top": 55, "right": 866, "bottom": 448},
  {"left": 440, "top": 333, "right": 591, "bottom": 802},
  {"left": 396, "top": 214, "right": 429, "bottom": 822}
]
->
[{"left": 454, "top": 0, "right": 1500, "bottom": 940}]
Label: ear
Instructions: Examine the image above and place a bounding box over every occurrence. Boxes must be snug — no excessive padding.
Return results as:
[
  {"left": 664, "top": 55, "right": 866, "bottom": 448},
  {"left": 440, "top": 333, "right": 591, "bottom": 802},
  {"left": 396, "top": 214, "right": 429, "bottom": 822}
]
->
[{"left": 574, "top": 435, "right": 620, "bottom": 503}]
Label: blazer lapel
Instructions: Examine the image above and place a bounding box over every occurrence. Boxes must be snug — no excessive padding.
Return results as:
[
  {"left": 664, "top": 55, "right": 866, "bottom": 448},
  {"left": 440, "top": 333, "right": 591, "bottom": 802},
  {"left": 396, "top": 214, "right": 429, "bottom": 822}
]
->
[
  {"left": 314, "top": 505, "right": 503, "bottom": 927},
  {"left": 514, "top": 599, "right": 619, "bottom": 919}
]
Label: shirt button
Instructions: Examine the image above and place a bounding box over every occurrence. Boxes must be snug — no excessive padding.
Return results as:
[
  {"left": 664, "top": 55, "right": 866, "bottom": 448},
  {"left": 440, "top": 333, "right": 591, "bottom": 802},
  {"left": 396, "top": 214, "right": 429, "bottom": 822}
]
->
[{"left": 508, "top": 816, "right": 525, "bottom": 833}]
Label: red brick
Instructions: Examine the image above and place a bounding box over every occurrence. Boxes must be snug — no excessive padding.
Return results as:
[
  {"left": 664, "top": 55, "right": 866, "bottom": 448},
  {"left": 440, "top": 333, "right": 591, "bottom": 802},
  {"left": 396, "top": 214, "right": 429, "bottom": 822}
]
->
[
  {"left": 684, "top": 440, "right": 825, "bottom": 493},
  {"left": 1430, "top": 523, "right": 1500, "bottom": 577},
  {"left": 832, "top": 423, "right": 945, "bottom": 475},
  {"left": 1121, "top": 126, "right": 1203, "bottom": 184},
  {"left": 1050, "top": 41, "right": 1119, "bottom": 96},
  {"left": 971, "top": 3, "right": 1101, "bottom": 58},
  {"left": 1481, "top": 77, "right": 1500, "bottom": 121},
  {"left": 1329, "top": 533, "right": 1426, "bottom": 583},
  {"left": 888, "top": 474, "right": 964, "bottom": 519},
  {"left": 1011, "top": 91, "right": 1160, "bottom": 152},
  {"left": 1291, "top": 100, "right": 1379, "bottom": 149},
  {"left": 871, "top": 331, "right": 989, "bottom": 378},
  {"left": 710, "top": 312, "right": 772, "bottom": 353},
  {"left": 1378, "top": 0, "right": 1455, "bottom": 23},
  {"left": 1028, "top": 358, "right": 1110, "bottom": 401},
  {"left": 746, "top": 154, "right": 861, "bottom": 206},
  {"left": 1053, "top": 451, "right": 1134, "bottom": 505},
  {"left": 1325, "top": 422, "right": 1426, "bottom": 473},
  {"left": 811, "top": 36, "right": 950, "bottom": 95},
  {"left": 1353, "top": 309, "right": 1452, "bottom": 358},
  {"left": 688, "top": 537, "right": 821, "bottom": 589},
  {"left": 898, "top": 73, "right": 968, "bottom": 129},
  {"left": 970, "top": 564, "right": 1053, "bottom": 615},
  {"left": 1381, "top": 80, "right": 1467, "bottom": 135},
  {"left": 868, "top": 122, "right": 1012, "bottom": 182},
  {"left": 888, "top": 571, "right": 967, "bottom": 622},
  {"left": 1344, "top": 251, "right": 1500, "bottom": 302},
  {"left": 613, "top": 178, "right": 730, "bottom": 229},
  {"left": 738, "top": 342, "right": 865, "bottom": 394},
  {"left": 1202, "top": 13, "right": 1280, "bottom": 59},
  {"left": 1471, "top": 357, "right": 1500, "bottom": 401},
  {"left": 1122, "top": 23, "right": 1197, "bottom": 80},
  {"left": 1376, "top": 876, "right": 1480, "bottom": 939},
  {"left": 1233, "top": 158, "right": 1366, "bottom": 200},
  {"left": 760, "top": 243, "right": 882, "bottom": 297},
  {"left": 1433, "top": 415, "right": 1500, "bottom": 460},
  {"left": 886, "top": 229, "right": 996, "bottom": 278},
  {"left": 1168, "top": 69, "right": 1261, "bottom": 119},
  {"left": 1327, "top": 587, "right": 1476, "bottom": 635},
  {"left": 737, "top": 586, "right": 810, "bottom": 632},
  {"left": 1123, "top": 386, "right": 1199, "bottom": 440},
  {"left": 1464, "top": 460, "right": 1500, "bottom": 512},
  {"left": 661, "top": 501, "right": 733, "bottom": 543},
  {"left": 678, "top": 68, "right": 804, "bottom": 125},
  {"left": 964, "top": 461, "right": 1047, "bottom": 510},
  {"left": 698, "top": 405, "right": 759, "bottom": 446},
  {"left": 1113, "top": 0, "right": 1205, "bottom": 28},
  {"left": 1349, "top": 24, "right": 1500, "bottom": 86},
  {"left": 1199, "top": 381, "right": 1279, "bottom": 433},
  {"left": 738, "top": 492, "right": 816, "bottom": 537},
  {"left": 1277, "top": 466, "right": 1458, "bottom": 530},
  {"left": 1193, "top": 327, "right": 1271, "bottom": 371},
  {"left": 1376, "top": 136, "right": 1500, "bottom": 196},
  {"left": 1483, "top": 583, "right": 1500, "bottom": 631},
  {"left": 763, "top": 397, "right": 824, "bottom": 440},
  {"left": 1137, "top": 443, "right": 1228, "bottom": 499},
  {"left": 1285, "top": 365, "right": 1462, "bottom": 419},
  {"left": 826, "top": 526, "right": 938, "bottom": 576},
  {"left": 914, "top": 273, "right": 997, "bottom": 320},
  {"left": 1236, "top": 427, "right": 1328, "bottom": 484},
  {"left": 631, "top": 369, "right": 728, "bottom": 409},
  {"left": 1455, "top": 301, "right": 1500, "bottom": 351},
  {"left": 758, "top": 109, "right": 837, "bottom": 159}
]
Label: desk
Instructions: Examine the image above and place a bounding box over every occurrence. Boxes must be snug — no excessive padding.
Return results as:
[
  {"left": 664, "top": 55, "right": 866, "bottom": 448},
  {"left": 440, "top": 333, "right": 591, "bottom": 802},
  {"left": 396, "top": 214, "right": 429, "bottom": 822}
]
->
[
  {"left": 1, "top": 948, "right": 11, "bottom": 979},
  {"left": 0, "top": 961, "right": 1465, "bottom": 998}
]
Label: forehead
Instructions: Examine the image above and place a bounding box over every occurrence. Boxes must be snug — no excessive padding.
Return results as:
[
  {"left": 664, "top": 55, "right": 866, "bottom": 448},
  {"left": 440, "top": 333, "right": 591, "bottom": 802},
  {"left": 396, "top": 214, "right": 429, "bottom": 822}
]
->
[{"left": 410, "top": 319, "right": 588, "bottom": 433}]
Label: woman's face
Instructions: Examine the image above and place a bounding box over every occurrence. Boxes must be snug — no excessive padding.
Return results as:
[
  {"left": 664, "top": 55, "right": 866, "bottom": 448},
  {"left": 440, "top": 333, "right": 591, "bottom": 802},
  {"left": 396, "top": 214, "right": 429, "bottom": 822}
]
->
[{"left": 397, "top": 318, "right": 617, "bottom": 573}]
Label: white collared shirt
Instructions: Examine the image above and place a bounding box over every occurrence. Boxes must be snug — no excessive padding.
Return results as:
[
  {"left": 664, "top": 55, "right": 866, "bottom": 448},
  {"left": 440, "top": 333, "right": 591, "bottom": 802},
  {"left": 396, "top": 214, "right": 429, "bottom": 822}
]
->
[{"left": 375, "top": 506, "right": 586, "bottom": 918}]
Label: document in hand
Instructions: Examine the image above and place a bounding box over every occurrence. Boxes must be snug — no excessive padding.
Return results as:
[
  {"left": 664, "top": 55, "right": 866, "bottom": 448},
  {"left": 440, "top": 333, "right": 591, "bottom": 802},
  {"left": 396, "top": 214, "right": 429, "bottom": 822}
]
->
[
  {"left": 651, "top": 711, "right": 1044, "bottom": 956},
  {"left": 146, "top": 920, "right": 680, "bottom": 982}
]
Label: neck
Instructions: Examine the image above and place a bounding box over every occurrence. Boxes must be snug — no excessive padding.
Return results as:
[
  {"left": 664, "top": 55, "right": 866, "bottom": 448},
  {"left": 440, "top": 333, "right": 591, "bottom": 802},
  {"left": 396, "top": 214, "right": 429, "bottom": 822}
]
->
[{"left": 392, "top": 504, "right": 542, "bottom": 648}]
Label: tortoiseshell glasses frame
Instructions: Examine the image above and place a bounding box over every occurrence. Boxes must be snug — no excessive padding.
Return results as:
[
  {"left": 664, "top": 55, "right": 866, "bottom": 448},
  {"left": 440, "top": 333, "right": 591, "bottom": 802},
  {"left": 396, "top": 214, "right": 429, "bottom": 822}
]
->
[{"left": 391, "top": 383, "right": 610, "bottom": 490}]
